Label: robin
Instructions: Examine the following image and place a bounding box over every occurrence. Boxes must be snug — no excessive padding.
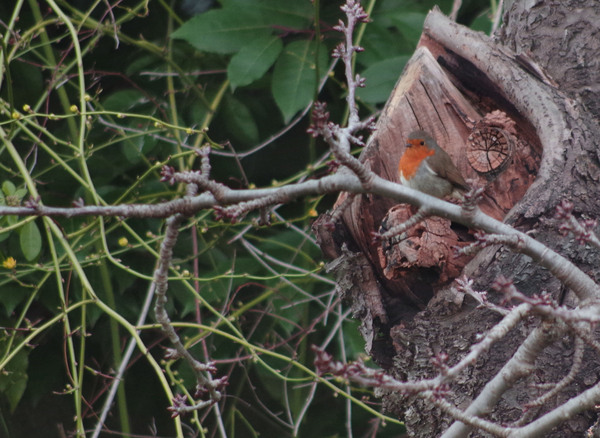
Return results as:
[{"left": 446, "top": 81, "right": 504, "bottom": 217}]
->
[{"left": 398, "top": 130, "right": 469, "bottom": 200}]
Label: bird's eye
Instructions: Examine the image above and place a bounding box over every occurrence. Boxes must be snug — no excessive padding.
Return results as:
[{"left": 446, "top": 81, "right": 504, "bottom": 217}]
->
[{"left": 419, "top": 141, "right": 424, "bottom": 145}]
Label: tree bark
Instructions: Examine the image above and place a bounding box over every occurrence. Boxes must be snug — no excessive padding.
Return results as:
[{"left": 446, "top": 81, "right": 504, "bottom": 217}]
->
[{"left": 314, "top": 1, "right": 600, "bottom": 436}]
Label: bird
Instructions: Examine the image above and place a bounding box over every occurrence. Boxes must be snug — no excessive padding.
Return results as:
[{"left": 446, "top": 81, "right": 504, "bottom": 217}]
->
[{"left": 398, "top": 130, "right": 469, "bottom": 200}]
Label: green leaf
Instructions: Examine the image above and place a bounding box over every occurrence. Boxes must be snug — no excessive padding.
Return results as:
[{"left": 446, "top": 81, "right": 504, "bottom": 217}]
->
[
  {"left": 388, "top": 12, "right": 426, "bottom": 45},
  {"left": 171, "top": 8, "right": 272, "bottom": 54},
  {"left": 361, "top": 24, "right": 404, "bottom": 65},
  {"left": 222, "top": 94, "right": 259, "bottom": 145},
  {"left": 14, "top": 188, "right": 27, "bottom": 202},
  {"left": 0, "top": 284, "right": 28, "bottom": 317},
  {"left": 0, "top": 336, "right": 28, "bottom": 412},
  {"left": 469, "top": 9, "right": 493, "bottom": 34},
  {"left": 125, "top": 54, "right": 160, "bottom": 76},
  {"left": 272, "top": 40, "right": 328, "bottom": 123},
  {"left": 375, "top": 0, "right": 453, "bottom": 23},
  {"left": 19, "top": 220, "right": 42, "bottom": 261},
  {"left": 356, "top": 56, "right": 409, "bottom": 104},
  {"left": 121, "top": 126, "right": 159, "bottom": 164},
  {"left": 228, "top": 35, "right": 283, "bottom": 89},
  {"left": 2, "top": 181, "right": 16, "bottom": 196},
  {"left": 342, "top": 319, "right": 366, "bottom": 360},
  {"left": 225, "top": 0, "right": 313, "bottom": 29},
  {"left": 102, "top": 89, "right": 147, "bottom": 112}
]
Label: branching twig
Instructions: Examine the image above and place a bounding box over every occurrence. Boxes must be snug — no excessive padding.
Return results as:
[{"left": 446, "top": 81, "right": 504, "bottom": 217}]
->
[
  {"left": 458, "top": 231, "right": 525, "bottom": 256},
  {"left": 516, "top": 336, "right": 584, "bottom": 426},
  {"left": 441, "top": 323, "right": 556, "bottom": 437},
  {"left": 555, "top": 199, "right": 600, "bottom": 250},
  {"left": 154, "top": 214, "right": 227, "bottom": 416},
  {"left": 374, "top": 206, "right": 431, "bottom": 243},
  {"left": 307, "top": 1, "right": 377, "bottom": 189},
  {"left": 4, "top": 171, "right": 600, "bottom": 302},
  {"left": 4, "top": 1, "right": 600, "bottom": 434}
]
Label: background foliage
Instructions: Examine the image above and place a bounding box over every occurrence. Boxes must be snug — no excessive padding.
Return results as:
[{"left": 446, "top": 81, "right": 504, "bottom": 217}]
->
[{"left": 0, "top": 0, "right": 493, "bottom": 436}]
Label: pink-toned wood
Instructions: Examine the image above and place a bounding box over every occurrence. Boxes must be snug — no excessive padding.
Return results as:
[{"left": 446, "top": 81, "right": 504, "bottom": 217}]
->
[{"left": 321, "top": 46, "right": 540, "bottom": 311}]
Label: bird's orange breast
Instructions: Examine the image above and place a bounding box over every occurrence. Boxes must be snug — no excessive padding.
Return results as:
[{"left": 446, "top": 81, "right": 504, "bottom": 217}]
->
[{"left": 398, "top": 142, "right": 435, "bottom": 179}]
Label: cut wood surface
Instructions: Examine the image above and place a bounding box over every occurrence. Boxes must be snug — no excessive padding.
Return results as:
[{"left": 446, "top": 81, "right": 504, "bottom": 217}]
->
[{"left": 322, "top": 44, "right": 541, "bottom": 320}]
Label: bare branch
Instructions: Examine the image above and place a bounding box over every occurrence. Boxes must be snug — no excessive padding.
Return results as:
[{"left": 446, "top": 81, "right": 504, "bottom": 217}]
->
[
  {"left": 375, "top": 206, "right": 432, "bottom": 242},
  {"left": 154, "top": 214, "right": 226, "bottom": 415},
  {"left": 3, "top": 171, "right": 600, "bottom": 302},
  {"left": 441, "top": 324, "right": 555, "bottom": 437}
]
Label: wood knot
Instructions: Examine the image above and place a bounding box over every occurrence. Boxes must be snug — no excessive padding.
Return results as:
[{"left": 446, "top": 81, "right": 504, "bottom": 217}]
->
[
  {"left": 466, "top": 110, "right": 517, "bottom": 176},
  {"left": 466, "top": 125, "right": 514, "bottom": 176}
]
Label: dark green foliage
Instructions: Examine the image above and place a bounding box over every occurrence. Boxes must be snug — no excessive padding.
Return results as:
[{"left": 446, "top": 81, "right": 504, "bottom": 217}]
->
[{"left": 0, "top": 0, "right": 492, "bottom": 436}]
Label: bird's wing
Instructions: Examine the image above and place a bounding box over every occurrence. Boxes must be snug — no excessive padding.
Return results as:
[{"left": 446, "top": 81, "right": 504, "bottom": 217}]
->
[{"left": 427, "top": 151, "right": 469, "bottom": 190}]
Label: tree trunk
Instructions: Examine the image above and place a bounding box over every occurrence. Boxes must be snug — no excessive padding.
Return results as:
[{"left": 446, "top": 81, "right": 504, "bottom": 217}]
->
[{"left": 314, "top": 1, "right": 600, "bottom": 436}]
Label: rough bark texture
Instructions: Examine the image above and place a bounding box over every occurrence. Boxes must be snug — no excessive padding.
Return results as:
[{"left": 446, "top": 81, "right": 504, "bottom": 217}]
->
[
  {"left": 314, "top": 0, "right": 600, "bottom": 436},
  {"left": 501, "top": 0, "right": 600, "bottom": 117}
]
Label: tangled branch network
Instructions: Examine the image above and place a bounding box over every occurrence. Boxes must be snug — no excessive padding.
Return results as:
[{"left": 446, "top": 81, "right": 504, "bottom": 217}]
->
[{"left": 2, "top": 0, "right": 600, "bottom": 433}]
